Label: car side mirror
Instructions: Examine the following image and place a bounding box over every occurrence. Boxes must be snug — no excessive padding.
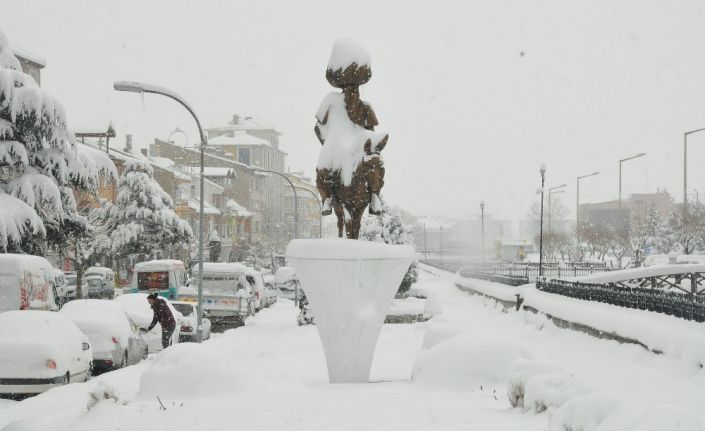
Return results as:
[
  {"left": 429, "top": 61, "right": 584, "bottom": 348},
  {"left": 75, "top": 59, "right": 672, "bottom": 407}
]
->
[{"left": 82, "top": 342, "right": 90, "bottom": 351}]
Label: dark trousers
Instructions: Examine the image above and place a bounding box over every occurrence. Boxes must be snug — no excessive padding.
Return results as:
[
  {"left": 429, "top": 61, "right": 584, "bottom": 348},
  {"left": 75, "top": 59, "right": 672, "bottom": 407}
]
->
[{"left": 161, "top": 326, "right": 175, "bottom": 349}]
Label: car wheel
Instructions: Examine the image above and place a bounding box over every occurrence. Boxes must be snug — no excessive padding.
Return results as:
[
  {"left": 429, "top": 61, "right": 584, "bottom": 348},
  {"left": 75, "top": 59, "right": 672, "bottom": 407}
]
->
[{"left": 120, "top": 352, "right": 128, "bottom": 368}]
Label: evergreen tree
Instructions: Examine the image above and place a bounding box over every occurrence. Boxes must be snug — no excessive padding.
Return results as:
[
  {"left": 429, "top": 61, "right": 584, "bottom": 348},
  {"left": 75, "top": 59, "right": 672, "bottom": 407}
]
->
[
  {"left": 0, "top": 31, "right": 115, "bottom": 254},
  {"left": 359, "top": 208, "right": 418, "bottom": 295},
  {"left": 107, "top": 159, "right": 192, "bottom": 259}
]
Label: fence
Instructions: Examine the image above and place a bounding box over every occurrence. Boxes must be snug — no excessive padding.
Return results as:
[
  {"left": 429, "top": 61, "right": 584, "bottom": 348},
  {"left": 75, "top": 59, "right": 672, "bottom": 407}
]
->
[{"left": 536, "top": 278, "right": 705, "bottom": 322}]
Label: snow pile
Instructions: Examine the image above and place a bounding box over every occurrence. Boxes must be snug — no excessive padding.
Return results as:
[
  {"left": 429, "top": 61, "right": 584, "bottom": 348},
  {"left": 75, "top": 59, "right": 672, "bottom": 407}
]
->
[
  {"left": 507, "top": 358, "right": 561, "bottom": 408},
  {"left": 0, "top": 421, "right": 53, "bottom": 431},
  {"left": 0, "top": 33, "right": 22, "bottom": 71},
  {"left": 327, "top": 38, "right": 370, "bottom": 71},
  {"left": 137, "top": 343, "right": 255, "bottom": 400},
  {"left": 549, "top": 393, "right": 704, "bottom": 431},
  {"left": 412, "top": 330, "right": 532, "bottom": 390},
  {"left": 524, "top": 373, "right": 592, "bottom": 413},
  {"left": 521, "top": 286, "right": 705, "bottom": 365}
]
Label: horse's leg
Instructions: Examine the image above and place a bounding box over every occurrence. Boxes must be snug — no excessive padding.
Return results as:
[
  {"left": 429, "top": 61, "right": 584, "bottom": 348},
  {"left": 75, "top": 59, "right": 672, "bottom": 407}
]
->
[
  {"left": 334, "top": 205, "right": 345, "bottom": 238},
  {"left": 316, "top": 168, "right": 333, "bottom": 215},
  {"left": 348, "top": 209, "right": 363, "bottom": 240}
]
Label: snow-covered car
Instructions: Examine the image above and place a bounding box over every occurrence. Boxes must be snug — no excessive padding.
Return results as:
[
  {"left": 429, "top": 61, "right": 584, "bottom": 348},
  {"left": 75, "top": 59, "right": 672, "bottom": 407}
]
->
[
  {"left": 60, "top": 300, "right": 149, "bottom": 372},
  {"left": 274, "top": 266, "right": 300, "bottom": 300},
  {"left": 244, "top": 268, "right": 268, "bottom": 311},
  {"left": 64, "top": 272, "right": 78, "bottom": 300},
  {"left": 0, "top": 310, "right": 92, "bottom": 397},
  {"left": 0, "top": 254, "right": 59, "bottom": 313},
  {"left": 113, "top": 293, "right": 182, "bottom": 353},
  {"left": 85, "top": 275, "right": 114, "bottom": 299},
  {"left": 171, "top": 301, "right": 212, "bottom": 342},
  {"left": 83, "top": 266, "right": 115, "bottom": 299},
  {"left": 262, "top": 276, "right": 278, "bottom": 308},
  {"left": 183, "top": 262, "right": 256, "bottom": 327}
]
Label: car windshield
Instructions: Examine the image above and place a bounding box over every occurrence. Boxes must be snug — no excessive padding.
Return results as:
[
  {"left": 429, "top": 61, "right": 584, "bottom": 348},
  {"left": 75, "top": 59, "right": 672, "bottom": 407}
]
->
[
  {"left": 66, "top": 276, "right": 77, "bottom": 286},
  {"left": 172, "top": 303, "right": 193, "bottom": 316},
  {"left": 87, "top": 278, "right": 102, "bottom": 288}
]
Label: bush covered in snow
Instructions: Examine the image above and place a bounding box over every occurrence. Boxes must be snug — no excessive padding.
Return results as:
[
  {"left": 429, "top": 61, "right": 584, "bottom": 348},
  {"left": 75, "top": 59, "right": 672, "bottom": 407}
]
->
[
  {"left": 359, "top": 207, "right": 418, "bottom": 294},
  {"left": 0, "top": 31, "right": 116, "bottom": 254},
  {"left": 412, "top": 330, "right": 531, "bottom": 390}
]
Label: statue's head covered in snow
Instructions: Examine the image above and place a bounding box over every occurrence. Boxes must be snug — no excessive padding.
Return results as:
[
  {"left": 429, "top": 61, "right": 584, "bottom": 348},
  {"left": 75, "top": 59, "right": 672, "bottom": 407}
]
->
[{"left": 315, "top": 39, "right": 388, "bottom": 240}]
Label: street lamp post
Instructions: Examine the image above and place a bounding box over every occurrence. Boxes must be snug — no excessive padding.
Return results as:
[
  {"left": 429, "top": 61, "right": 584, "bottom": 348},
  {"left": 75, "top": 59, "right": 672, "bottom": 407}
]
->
[
  {"left": 480, "top": 201, "right": 485, "bottom": 268},
  {"left": 539, "top": 164, "right": 546, "bottom": 278},
  {"left": 114, "top": 81, "right": 208, "bottom": 343},
  {"left": 684, "top": 128, "right": 705, "bottom": 239},
  {"left": 618, "top": 152, "right": 646, "bottom": 209},
  {"left": 294, "top": 186, "right": 323, "bottom": 238},
  {"left": 576, "top": 172, "right": 599, "bottom": 238},
  {"left": 250, "top": 168, "right": 299, "bottom": 240},
  {"left": 548, "top": 184, "right": 567, "bottom": 234}
]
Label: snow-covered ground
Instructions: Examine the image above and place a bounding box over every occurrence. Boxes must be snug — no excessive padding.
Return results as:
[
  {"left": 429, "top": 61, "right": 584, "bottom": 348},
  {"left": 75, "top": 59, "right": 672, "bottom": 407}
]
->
[{"left": 2, "top": 265, "right": 704, "bottom": 430}]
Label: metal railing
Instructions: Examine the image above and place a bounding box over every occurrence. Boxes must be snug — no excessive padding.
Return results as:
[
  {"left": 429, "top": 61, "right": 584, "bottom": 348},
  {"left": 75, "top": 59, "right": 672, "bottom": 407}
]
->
[{"left": 536, "top": 278, "right": 705, "bottom": 322}]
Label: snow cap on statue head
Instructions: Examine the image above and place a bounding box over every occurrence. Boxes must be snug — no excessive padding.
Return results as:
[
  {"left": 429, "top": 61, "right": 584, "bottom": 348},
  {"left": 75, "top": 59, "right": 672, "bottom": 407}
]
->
[{"left": 326, "top": 38, "right": 372, "bottom": 88}]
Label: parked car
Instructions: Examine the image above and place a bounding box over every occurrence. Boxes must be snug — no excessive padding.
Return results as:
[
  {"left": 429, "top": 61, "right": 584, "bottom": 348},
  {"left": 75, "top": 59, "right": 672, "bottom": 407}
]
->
[
  {"left": 50, "top": 269, "right": 68, "bottom": 307},
  {"left": 83, "top": 266, "right": 115, "bottom": 299},
  {"left": 0, "top": 254, "right": 59, "bottom": 313},
  {"left": 262, "top": 276, "right": 278, "bottom": 308},
  {"left": 113, "top": 293, "right": 182, "bottom": 353},
  {"left": 128, "top": 259, "right": 188, "bottom": 300},
  {"left": 0, "top": 310, "right": 92, "bottom": 398},
  {"left": 274, "top": 266, "right": 300, "bottom": 300},
  {"left": 171, "top": 301, "right": 212, "bottom": 342},
  {"left": 182, "top": 262, "right": 256, "bottom": 328},
  {"left": 64, "top": 272, "right": 78, "bottom": 300},
  {"left": 60, "top": 300, "right": 149, "bottom": 372}
]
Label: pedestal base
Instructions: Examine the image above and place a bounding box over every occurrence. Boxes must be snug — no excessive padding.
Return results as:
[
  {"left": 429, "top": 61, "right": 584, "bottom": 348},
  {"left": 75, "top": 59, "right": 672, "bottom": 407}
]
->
[{"left": 287, "top": 239, "right": 414, "bottom": 383}]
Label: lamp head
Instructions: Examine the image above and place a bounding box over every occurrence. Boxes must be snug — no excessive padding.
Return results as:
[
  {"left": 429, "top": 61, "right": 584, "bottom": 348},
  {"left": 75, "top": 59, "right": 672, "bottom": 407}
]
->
[{"left": 113, "top": 81, "right": 146, "bottom": 93}]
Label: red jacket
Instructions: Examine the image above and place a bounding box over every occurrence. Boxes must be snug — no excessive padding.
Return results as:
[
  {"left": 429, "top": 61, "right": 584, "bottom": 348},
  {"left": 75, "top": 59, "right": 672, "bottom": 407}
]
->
[{"left": 148, "top": 297, "right": 176, "bottom": 331}]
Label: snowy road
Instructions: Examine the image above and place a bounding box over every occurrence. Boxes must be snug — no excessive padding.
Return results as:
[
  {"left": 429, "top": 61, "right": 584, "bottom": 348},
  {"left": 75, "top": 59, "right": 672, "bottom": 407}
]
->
[{"left": 1, "top": 266, "right": 703, "bottom": 430}]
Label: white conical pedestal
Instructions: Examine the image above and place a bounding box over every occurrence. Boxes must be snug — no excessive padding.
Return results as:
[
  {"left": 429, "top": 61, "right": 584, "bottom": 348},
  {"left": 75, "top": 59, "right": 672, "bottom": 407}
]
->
[{"left": 287, "top": 239, "right": 414, "bottom": 383}]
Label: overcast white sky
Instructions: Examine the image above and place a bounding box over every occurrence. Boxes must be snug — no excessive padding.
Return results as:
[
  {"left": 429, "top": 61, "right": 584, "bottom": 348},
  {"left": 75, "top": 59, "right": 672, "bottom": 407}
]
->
[{"left": 3, "top": 0, "right": 705, "bottom": 221}]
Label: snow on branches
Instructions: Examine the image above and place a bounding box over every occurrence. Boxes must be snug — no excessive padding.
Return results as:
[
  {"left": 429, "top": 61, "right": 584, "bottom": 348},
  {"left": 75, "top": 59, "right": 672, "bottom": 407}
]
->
[
  {"left": 0, "top": 31, "right": 117, "bottom": 253},
  {"left": 107, "top": 159, "right": 192, "bottom": 257}
]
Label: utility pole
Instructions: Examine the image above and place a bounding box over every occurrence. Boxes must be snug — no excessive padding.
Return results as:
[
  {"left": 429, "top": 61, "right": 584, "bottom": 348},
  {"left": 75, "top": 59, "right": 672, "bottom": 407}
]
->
[
  {"left": 480, "top": 201, "right": 485, "bottom": 268},
  {"left": 539, "top": 165, "right": 546, "bottom": 278}
]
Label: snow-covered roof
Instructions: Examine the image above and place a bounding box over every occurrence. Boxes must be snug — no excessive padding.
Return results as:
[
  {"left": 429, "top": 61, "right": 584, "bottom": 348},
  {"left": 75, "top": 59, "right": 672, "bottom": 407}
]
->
[
  {"left": 208, "top": 131, "right": 270, "bottom": 147},
  {"left": 226, "top": 199, "right": 252, "bottom": 217},
  {"left": 183, "top": 166, "right": 235, "bottom": 177},
  {"left": 207, "top": 116, "right": 280, "bottom": 134},
  {"left": 149, "top": 156, "right": 175, "bottom": 169},
  {"left": 11, "top": 44, "right": 47, "bottom": 67},
  {"left": 181, "top": 145, "right": 252, "bottom": 170},
  {"left": 134, "top": 259, "right": 185, "bottom": 272},
  {"left": 189, "top": 198, "right": 221, "bottom": 215}
]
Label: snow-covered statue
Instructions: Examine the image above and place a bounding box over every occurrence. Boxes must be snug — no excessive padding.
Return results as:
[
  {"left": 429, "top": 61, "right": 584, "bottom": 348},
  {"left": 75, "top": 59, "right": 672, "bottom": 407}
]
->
[{"left": 315, "top": 39, "right": 388, "bottom": 239}]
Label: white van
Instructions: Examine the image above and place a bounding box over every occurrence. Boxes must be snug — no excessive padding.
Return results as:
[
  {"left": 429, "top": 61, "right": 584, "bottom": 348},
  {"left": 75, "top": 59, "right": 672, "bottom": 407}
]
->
[
  {"left": 129, "top": 259, "right": 188, "bottom": 300},
  {"left": 0, "top": 254, "right": 59, "bottom": 312}
]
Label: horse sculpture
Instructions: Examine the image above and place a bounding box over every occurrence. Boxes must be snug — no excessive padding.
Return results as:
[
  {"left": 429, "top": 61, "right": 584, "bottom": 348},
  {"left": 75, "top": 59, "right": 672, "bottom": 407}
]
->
[{"left": 315, "top": 39, "right": 388, "bottom": 239}]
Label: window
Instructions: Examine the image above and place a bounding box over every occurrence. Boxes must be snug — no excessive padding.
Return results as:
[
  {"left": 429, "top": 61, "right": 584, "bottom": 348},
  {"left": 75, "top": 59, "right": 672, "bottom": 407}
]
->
[{"left": 238, "top": 148, "right": 251, "bottom": 165}]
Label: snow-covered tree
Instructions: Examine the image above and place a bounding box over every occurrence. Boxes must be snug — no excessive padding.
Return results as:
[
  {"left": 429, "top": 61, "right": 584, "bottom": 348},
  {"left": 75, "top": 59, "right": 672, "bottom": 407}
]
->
[
  {"left": 660, "top": 204, "right": 705, "bottom": 255},
  {"left": 359, "top": 207, "right": 418, "bottom": 295},
  {"left": 0, "top": 31, "right": 116, "bottom": 253},
  {"left": 107, "top": 159, "right": 192, "bottom": 259}
]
